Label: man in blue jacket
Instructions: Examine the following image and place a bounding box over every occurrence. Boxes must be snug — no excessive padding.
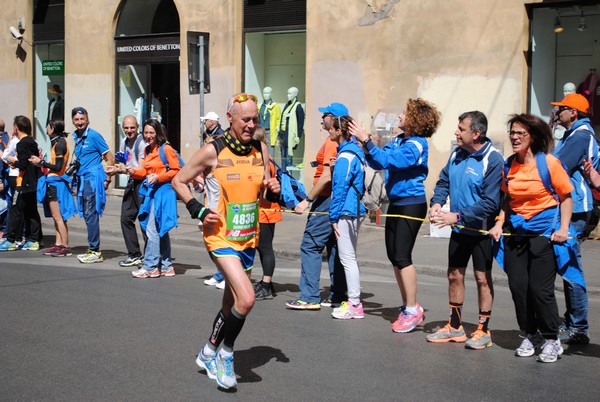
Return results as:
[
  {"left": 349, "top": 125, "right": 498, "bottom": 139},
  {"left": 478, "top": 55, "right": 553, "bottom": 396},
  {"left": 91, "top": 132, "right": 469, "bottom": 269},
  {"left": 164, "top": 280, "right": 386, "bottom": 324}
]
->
[
  {"left": 550, "top": 93, "right": 599, "bottom": 344},
  {"left": 426, "top": 111, "right": 503, "bottom": 350},
  {"left": 71, "top": 107, "right": 115, "bottom": 264},
  {"left": 286, "top": 102, "right": 348, "bottom": 310}
]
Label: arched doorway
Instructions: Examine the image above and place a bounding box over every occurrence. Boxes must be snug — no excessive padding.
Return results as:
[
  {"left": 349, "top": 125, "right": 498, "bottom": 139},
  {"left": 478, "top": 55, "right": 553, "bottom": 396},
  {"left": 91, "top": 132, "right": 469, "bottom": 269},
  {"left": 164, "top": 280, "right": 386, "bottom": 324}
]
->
[{"left": 114, "top": 0, "right": 180, "bottom": 187}]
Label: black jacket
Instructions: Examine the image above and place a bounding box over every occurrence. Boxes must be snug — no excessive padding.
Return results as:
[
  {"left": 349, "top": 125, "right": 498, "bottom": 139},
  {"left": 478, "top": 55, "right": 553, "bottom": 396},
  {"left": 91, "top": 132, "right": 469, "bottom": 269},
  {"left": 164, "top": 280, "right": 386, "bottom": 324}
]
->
[{"left": 16, "top": 135, "right": 42, "bottom": 193}]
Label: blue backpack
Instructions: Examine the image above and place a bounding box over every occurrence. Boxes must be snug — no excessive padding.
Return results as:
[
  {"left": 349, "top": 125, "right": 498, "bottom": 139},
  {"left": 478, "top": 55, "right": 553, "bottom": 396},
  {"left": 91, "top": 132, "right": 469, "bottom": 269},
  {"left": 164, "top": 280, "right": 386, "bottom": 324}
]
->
[
  {"left": 157, "top": 143, "right": 185, "bottom": 171},
  {"left": 271, "top": 159, "right": 307, "bottom": 209}
]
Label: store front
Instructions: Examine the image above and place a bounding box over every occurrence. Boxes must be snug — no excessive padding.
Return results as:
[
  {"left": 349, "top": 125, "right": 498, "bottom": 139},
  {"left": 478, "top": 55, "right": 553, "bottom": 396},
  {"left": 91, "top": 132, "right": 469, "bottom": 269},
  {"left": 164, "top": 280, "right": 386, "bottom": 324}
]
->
[
  {"left": 243, "top": 0, "right": 306, "bottom": 170},
  {"left": 529, "top": 2, "right": 600, "bottom": 133},
  {"left": 114, "top": 0, "right": 180, "bottom": 188},
  {"left": 32, "top": 0, "right": 65, "bottom": 156}
]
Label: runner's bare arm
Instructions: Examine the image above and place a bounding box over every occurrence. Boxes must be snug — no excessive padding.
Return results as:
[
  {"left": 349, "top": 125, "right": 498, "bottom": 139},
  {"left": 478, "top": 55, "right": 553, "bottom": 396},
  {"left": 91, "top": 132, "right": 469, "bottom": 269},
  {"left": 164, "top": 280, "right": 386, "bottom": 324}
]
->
[{"left": 260, "top": 141, "right": 280, "bottom": 200}]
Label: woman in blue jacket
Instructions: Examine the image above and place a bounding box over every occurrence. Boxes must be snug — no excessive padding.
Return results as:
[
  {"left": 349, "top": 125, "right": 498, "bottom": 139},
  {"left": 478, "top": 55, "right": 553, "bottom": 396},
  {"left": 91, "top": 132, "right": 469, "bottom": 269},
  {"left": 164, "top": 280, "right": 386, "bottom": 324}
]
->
[
  {"left": 350, "top": 98, "right": 441, "bottom": 333},
  {"left": 329, "top": 116, "right": 367, "bottom": 319}
]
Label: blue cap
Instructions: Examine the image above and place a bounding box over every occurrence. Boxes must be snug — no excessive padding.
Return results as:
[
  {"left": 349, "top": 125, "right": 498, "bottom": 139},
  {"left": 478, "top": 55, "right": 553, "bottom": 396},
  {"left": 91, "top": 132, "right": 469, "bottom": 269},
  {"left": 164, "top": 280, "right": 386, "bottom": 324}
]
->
[{"left": 318, "top": 102, "right": 349, "bottom": 117}]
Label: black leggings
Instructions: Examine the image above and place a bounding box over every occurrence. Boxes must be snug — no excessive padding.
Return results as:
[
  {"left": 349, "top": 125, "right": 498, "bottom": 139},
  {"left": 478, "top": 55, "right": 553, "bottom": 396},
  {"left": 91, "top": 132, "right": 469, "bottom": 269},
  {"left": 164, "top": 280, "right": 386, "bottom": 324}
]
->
[
  {"left": 385, "top": 203, "right": 427, "bottom": 269},
  {"left": 257, "top": 222, "right": 276, "bottom": 277}
]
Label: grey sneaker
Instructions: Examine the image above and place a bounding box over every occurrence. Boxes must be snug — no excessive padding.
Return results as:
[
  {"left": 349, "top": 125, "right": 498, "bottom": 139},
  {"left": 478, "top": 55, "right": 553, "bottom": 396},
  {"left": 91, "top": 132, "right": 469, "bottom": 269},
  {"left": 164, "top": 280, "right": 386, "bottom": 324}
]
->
[
  {"left": 465, "top": 329, "right": 493, "bottom": 350},
  {"left": 254, "top": 283, "right": 273, "bottom": 300},
  {"left": 119, "top": 255, "right": 143, "bottom": 267},
  {"left": 195, "top": 350, "right": 217, "bottom": 380},
  {"left": 426, "top": 323, "right": 467, "bottom": 343},
  {"left": 515, "top": 333, "right": 542, "bottom": 357},
  {"left": 285, "top": 299, "right": 321, "bottom": 310},
  {"left": 537, "top": 339, "right": 564, "bottom": 363},
  {"left": 216, "top": 352, "right": 237, "bottom": 389},
  {"left": 558, "top": 322, "right": 590, "bottom": 344}
]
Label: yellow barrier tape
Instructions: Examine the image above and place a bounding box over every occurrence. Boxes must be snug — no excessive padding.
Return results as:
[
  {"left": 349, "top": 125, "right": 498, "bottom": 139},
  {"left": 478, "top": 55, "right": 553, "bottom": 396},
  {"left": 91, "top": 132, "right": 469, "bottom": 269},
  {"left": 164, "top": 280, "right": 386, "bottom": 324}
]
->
[{"left": 260, "top": 208, "right": 599, "bottom": 241}]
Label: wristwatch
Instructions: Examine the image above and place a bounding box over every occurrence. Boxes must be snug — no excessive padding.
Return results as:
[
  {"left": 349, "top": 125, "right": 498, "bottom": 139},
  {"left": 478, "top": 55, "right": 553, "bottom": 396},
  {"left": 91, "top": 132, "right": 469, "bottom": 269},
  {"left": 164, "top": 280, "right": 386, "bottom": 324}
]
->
[{"left": 305, "top": 195, "right": 314, "bottom": 203}]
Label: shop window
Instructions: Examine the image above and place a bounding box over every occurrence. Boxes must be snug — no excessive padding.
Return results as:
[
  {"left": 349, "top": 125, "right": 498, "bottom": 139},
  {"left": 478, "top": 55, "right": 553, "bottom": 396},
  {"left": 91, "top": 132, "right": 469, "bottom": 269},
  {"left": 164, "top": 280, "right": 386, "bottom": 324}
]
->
[
  {"left": 244, "top": 0, "right": 307, "bottom": 169},
  {"left": 33, "top": 0, "right": 64, "bottom": 153}
]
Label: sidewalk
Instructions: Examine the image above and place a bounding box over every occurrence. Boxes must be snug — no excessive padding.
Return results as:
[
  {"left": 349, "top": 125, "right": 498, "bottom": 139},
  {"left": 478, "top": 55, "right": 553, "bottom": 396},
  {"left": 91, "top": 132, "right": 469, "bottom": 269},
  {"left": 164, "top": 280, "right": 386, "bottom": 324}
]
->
[{"left": 40, "top": 194, "right": 600, "bottom": 296}]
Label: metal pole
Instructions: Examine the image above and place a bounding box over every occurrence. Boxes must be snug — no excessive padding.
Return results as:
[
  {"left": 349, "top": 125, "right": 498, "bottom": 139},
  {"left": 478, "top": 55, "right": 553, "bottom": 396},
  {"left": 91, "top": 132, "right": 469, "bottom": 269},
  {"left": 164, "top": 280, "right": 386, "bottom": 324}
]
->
[{"left": 199, "top": 35, "right": 205, "bottom": 147}]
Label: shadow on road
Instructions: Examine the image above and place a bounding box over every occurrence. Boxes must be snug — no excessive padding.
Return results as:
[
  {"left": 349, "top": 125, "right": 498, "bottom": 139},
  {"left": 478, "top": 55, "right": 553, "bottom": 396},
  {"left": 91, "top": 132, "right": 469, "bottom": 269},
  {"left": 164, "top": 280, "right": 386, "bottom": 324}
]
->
[
  {"left": 563, "top": 343, "right": 600, "bottom": 358},
  {"left": 235, "top": 346, "right": 291, "bottom": 383}
]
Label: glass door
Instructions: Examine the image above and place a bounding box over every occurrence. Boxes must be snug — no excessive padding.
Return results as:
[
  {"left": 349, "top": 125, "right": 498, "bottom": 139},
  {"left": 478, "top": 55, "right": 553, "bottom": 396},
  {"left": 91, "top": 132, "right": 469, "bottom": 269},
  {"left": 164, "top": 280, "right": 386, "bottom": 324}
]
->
[
  {"left": 115, "top": 62, "right": 180, "bottom": 188},
  {"left": 116, "top": 64, "right": 149, "bottom": 188}
]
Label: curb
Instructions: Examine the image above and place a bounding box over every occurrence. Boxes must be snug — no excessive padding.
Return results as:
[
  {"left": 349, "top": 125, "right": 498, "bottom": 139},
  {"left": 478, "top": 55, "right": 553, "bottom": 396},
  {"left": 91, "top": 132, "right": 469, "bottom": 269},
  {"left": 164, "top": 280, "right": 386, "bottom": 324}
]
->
[{"left": 40, "top": 221, "right": 600, "bottom": 297}]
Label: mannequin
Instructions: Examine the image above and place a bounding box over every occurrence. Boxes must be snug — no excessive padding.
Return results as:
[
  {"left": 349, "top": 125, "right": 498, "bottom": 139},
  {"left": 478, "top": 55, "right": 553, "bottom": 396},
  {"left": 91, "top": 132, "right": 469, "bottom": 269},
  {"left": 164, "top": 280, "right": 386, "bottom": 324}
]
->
[
  {"left": 47, "top": 84, "right": 65, "bottom": 125},
  {"left": 550, "top": 82, "right": 576, "bottom": 139},
  {"left": 278, "top": 86, "right": 305, "bottom": 170},
  {"left": 133, "top": 93, "right": 162, "bottom": 129},
  {"left": 259, "top": 86, "right": 282, "bottom": 157}
]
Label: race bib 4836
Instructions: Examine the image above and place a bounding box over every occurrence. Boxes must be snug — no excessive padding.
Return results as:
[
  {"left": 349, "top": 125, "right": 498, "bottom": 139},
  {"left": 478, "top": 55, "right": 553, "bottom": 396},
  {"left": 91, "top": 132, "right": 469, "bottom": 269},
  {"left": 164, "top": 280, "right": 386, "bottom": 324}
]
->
[{"left": 225, "top": 201, "right": 258, "bottom": 241}]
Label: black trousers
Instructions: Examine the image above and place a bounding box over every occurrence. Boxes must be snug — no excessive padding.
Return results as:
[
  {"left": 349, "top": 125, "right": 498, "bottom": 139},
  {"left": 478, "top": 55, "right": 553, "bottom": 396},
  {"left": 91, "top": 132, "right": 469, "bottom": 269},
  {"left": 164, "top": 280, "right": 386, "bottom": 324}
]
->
[
  {"left": 7, "top": 190, "right": 41, "bottom": 243},
  {"left": 257, "top": 222, "right": 276, "bottom": 277},
  {"left": 121, "top": 179, "right": 147, "bottom": 257},
  {"left": 504, "top": 235, "right": 560, "bottom": 339}
]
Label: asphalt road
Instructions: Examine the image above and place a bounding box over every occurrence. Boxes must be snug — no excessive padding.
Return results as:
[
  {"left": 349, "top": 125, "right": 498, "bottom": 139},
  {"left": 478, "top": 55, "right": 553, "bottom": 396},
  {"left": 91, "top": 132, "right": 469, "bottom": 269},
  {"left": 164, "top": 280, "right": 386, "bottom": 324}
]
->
[{"left": 1, "top": 231, "right": 599, "bottom": 401}]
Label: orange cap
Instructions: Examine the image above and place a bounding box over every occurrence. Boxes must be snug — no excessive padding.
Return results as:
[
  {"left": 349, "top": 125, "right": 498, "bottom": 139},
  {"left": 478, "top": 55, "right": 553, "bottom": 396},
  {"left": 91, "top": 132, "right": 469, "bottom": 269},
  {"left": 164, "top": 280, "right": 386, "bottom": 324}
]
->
[{"left": 550, "top": 93, "right": 589, "bottom": 114}]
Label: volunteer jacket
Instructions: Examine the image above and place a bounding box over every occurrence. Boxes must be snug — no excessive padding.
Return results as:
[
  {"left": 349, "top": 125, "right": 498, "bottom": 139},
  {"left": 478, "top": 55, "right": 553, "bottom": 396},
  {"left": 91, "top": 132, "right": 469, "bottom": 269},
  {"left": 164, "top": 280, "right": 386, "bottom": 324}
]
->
[
  {"left": 430, "top": 138, "right": 503, "bottom": 235},
  {"left": 364, "top": 135, "right": 428, "bottom": 205},
  {"left": 330, "top": 140, "right": 367, "bottom": 223},
  {"left": 553, "top": 118, "right": 599, "bottom": 214}
]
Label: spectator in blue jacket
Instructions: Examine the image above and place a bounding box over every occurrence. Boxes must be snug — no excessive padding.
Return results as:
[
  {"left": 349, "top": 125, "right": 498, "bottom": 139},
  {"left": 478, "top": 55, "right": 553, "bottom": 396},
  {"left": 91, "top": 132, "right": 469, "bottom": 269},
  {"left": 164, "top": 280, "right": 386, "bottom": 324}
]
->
[
  {"left": 71, "top": 107, "right": 115, "bottom": 264},
  {"left": 350, "top": 98, "right": 441, "bottom": 333},
  {"left": 329, "top": 115, "right": 367, "bottom": 320},
  {"left": 550, "top": 93, "right": 598, "bottom": 344},
  {"left": 427, "top": 111, "right": 503, "bottom": 349}
]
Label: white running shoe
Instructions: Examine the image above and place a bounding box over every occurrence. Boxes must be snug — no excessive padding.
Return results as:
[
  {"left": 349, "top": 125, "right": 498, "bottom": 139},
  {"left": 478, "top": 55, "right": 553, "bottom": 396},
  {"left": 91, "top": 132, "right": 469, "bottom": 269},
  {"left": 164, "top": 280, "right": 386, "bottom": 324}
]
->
[
  {"left": 216, "top": 352, "right": 237, "bottom": 389},
  {"left": 204, "top": 277, "right": 219, "bottom": 286}
]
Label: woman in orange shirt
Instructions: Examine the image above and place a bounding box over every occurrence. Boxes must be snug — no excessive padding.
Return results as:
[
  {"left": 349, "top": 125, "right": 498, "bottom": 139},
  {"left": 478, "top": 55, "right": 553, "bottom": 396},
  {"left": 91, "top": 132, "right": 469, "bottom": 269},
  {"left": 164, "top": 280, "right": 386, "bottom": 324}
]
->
[
  {"left": 490, "top": 114, "right": 574, "bottom": 363},
  {"left": 123, "top": 119, "right": 181, "bottom": 278},
  {"left": 253, "top": 126, "right": 282, "bottom": 300}
]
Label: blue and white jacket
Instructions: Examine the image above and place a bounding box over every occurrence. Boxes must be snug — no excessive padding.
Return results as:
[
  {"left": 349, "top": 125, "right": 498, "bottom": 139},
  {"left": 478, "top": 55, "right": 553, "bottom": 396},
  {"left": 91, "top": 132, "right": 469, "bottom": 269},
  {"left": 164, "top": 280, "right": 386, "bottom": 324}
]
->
[
  {"left": 330, "top": 140, "right": 367, "bottom": 223},
  {"left": 138, "top": 181, "right": 178, "bottom": 237},
  {"left": 553, "top": 118, "right": 599, "bottom": 214},
  {"left": 430, "top": 138, "right": 503, "bottom": 236},
  {"left": 364, "top": 135, "right": 428, "bottom": 205}
]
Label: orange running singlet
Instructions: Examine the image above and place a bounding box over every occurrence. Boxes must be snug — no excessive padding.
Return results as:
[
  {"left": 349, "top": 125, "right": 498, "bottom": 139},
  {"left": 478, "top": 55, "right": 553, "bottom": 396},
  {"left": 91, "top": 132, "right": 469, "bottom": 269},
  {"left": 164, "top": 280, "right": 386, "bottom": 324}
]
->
[{"left": 203, "top": 137, "right": 265, "bottom": 251}]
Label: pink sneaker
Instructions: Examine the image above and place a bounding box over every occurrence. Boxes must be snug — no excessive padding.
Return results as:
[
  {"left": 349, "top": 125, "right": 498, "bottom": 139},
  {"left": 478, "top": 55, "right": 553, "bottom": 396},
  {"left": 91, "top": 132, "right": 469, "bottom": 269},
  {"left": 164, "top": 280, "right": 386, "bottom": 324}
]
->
[
  {"left": 392, "top": 304, "right": 425, "bottom": 333},
  {"left": 161, "top": 267, "right": 175, "bottom": 277},
  {"left": 132, "top": 268, "right": 160, "bottom": 278},
  {"left": 332, "top": 301, "right": 364, "bottom": 319}
]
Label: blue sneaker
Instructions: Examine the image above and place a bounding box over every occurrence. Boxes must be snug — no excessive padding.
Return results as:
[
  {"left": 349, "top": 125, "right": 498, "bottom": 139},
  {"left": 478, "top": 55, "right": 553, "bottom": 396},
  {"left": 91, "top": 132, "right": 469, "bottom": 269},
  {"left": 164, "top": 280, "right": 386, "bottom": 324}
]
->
[
  {"left": 21, "top": 241, "right": 40, "bottom": 251},
  {"left": 195, "top": 350, "right": 217, "bottom": 380},
  {"left": 216, "top": 353, "right": 237, "bottom": 389},
  {"left": 0, "top": 241, "right": 18, "bottom": 251}
]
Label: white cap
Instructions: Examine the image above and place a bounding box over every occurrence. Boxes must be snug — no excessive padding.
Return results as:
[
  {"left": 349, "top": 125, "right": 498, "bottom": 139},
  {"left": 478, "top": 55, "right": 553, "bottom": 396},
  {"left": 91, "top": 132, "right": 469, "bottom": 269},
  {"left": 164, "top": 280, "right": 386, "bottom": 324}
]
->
[{"left": 200, "top": 111, "right": 219, "bottom": 121}]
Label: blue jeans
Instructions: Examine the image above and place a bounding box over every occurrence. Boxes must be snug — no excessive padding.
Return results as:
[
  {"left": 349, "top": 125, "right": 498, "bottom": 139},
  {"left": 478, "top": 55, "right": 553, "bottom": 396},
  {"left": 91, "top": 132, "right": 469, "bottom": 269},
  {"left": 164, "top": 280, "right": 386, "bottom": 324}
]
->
[
  {"left": 562, "top": 213, "right": 589, "bottom": 331},
  {"left": 212, "top": 270, "right": 225, "bottom": 282},
  {"left": 82, "top": 180, "right": 100, "bottom": 251},
  {"left": 298, "top": 196, "right": 346, "bottom": 303},
  {"left": 280, "top": 145, "right": 292, "bottom": 171},
  {"left": 143, "top": 200, "right": 172, "bottom": 271}
]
